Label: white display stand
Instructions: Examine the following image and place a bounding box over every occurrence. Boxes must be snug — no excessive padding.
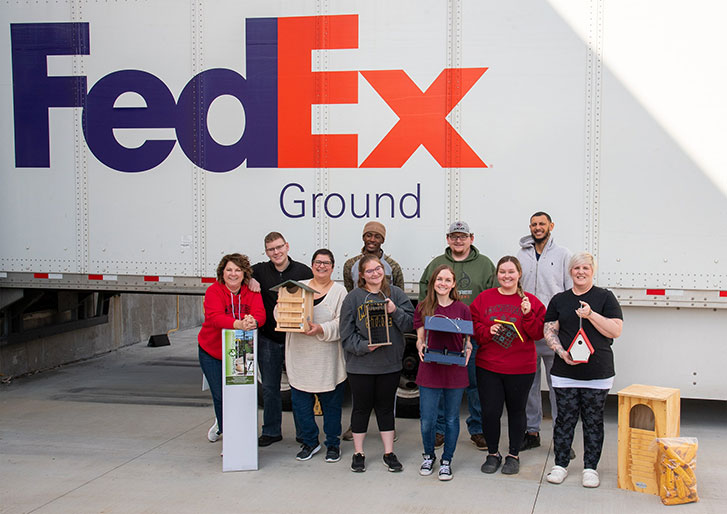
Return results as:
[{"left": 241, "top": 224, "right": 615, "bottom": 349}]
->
[{"left": 221, "top": 329, "right": 258, "bottom": 471}]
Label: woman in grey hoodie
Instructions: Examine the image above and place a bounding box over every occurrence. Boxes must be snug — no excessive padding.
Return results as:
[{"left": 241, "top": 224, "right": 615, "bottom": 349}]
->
[{"left": 340, "top": 254, "right": 414, "bottom": 473}]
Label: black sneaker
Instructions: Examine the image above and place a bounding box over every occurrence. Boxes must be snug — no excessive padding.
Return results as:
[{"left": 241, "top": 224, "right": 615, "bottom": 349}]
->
[
  {"left": 383, "top": 452, "right": 403, "bottom": 472},
  {"left": 438, "top": 459, "right": 453, "bottom": 481},
  {"left": 296, "top": 443, "right": 321, "bottom": 461},
  {"left": 325, "top": 446, "right": 341, "bottom": 463},
  {"left": 419, "top": 453, "right": 435, "bottom": 476},
  {"left": 521, "top": 432, "right": 541, "bottom": 451},
  {"left": 501, "top": 455, "right": 520, "bottom": 475},
  {"left": 351, "top": 452, "right": 366, "bottom": 472},
  {"left": 480, "top": 453, "right": 502, "bottom": 474},
  {"left": 258, "top": 434, "right": 282, "bottom": 447}
]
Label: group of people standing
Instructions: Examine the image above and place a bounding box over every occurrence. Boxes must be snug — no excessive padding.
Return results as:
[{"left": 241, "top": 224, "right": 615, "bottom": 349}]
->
[{"left": 197, "top": 213, "right": 623, "bottom": 487}]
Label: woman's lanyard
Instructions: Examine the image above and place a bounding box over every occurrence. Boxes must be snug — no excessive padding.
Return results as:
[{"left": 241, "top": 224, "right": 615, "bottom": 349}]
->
[{"left": 229, "top": 291, "right": 243, "bottom": 320}]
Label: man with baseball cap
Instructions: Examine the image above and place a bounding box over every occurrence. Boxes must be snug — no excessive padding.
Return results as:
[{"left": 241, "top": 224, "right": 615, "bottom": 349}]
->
[
  {"left": 342, "top": 221, "right": 405, "bottom": 292},
  {"left": 419, "top": 221, "right": 497, "bottom": 451}
]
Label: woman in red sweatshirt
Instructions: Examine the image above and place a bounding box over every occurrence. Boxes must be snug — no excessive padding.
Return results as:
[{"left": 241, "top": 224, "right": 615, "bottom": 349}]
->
[
  {"left": 198, "top": 253, "right": 266, "bottom": 443},
  {"left": 470, "top": 256, "right": 545, "bottom": 476}
]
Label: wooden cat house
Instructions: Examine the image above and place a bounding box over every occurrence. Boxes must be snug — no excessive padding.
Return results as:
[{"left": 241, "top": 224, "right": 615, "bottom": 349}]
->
[{"left": 271, "top": 280, "right": 318, "bottom": 333}]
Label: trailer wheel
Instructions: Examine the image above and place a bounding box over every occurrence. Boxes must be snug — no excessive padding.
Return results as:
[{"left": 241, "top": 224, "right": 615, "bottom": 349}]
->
[{"left": 395, "top": 333, "right": 420, "bottom": 418}]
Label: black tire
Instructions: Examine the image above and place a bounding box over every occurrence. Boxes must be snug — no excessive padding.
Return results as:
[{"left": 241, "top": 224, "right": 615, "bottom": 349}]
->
[{"left": 395, "top": 332, "right": 420, "bottom": 418}]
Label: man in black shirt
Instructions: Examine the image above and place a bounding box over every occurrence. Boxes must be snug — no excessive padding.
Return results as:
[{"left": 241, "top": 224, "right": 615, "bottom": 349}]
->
[{"left": 251, "top": 232, "right": 313, "bottom": 447}]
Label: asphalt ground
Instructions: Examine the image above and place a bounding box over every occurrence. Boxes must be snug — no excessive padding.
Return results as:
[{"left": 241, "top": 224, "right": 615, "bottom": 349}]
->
[{"left": 1, "top": 327, "right": 725, "bottom": 514}]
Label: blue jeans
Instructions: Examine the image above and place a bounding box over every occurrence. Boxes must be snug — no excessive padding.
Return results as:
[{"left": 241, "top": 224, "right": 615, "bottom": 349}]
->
[
  {"left": 421, "top": 386, "right": 464, "bottom": 462},
  {"left": 435, "top": 339, "right": 482, "bottom": 435},
  {"left": 198, "top": 347, "right": 223, "bottom": 432},
  {"left": 258, "top": 334, "right": 285, "bottom": 437},
  {"left": 291, "top": 383, "right": 345, "bottom": 448}
]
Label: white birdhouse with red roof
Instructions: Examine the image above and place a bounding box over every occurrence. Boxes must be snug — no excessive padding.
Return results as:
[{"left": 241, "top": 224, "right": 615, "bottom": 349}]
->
[{"left": 567, "top": 328, "right": 594, "bottom": 363}]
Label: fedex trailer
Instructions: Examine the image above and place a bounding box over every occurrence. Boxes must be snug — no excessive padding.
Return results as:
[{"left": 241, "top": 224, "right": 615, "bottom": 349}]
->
[{"left": 1, "top": 1, "right": 725, "bottom": 403}]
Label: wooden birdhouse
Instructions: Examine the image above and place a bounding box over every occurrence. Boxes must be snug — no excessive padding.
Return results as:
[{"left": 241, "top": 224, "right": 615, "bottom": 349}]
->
[
  {"left": 271, "top": 280, "right": 318, "bottom": 333},
  {"left": 364, "top": 298, "right": 392, "bottom": 347},
  {"left": 617, "top": 384, "right": 680, "bottom": 495},
  {"left": 567, "top": 328, "right": 594, "bottom": 363}
]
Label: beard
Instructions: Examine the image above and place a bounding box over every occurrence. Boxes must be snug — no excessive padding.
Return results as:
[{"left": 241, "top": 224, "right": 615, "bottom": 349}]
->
[{"left": 532, "top": 231, "right": 550, "bottom": 244}]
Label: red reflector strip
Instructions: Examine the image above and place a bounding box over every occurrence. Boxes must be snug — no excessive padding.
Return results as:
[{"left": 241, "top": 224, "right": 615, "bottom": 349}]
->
[
  {"left": 201, "top": 277, "right": 216, "bottom": 283},
  {"left": 144, "top": 276, "right": 159, "bottom": 282},
  {"left": 88, "top": 274, "right": 103, "bottom": 280},
  {"left": 32, "top": 273, "right": 63, "bottom": 279},
  {"left": 720, "top": 291, "right": 727, "bottom": 297},
  {"left": 646, "top": 289, "right": 666, "bottom": 295}
]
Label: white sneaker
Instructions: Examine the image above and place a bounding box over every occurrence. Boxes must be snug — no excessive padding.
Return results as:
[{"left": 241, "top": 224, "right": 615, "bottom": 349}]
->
[
  {"left": 582, "top": 468, "right": 600, "bottom": 488},
  {"left": 546, "top": 465, "right": 568, "bottom": 484},
  {"left": 207, "top": 421, "right": 221, "bottom": 443}
]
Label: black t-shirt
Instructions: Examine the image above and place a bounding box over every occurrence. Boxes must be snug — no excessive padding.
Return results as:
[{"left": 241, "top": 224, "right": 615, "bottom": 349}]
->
[
  {"left": 546, "top": 286, "right": 623, "bottom": 380},
  {"left": 252, "top": 258, "right": 313, "bottom": 343}
]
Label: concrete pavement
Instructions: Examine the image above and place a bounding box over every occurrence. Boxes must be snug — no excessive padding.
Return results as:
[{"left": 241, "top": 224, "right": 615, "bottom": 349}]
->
[{"left": 1, "top": 327, "right": 725, "bottom": 513}]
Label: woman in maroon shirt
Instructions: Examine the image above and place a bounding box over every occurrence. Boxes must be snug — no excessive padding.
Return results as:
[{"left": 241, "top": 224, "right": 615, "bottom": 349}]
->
[
  {"left": 470, "top": 256, "right": 545, "bottom": 475},
  {"left": 414, "top": 264, "right": 472, "bottom": 481}
]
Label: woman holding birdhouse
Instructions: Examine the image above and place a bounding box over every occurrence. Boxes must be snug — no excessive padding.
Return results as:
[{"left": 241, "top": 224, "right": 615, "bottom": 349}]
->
[
  {"left": 414, "top": 264, "right": 473, "bottom": 481},
  {"left": 543, "top": 252, "right": 623, "bottom": 488},
  {"left": 283, "top": 249, "right": 348, "bottom": 463},
  {"left": 198, "top": 253, "right": 266, "bottom": 444},
  {"left": 340, "top": 254, "right": 415, "bottom": 473},
  {"left": 469, "top": 256, "right": 546, "bottom": 476}
]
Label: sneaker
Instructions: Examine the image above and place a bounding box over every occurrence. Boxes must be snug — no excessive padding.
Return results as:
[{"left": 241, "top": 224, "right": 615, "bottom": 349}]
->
[
  {"left": 582, "top": 468, "right": 600, "bottom": 488},
  {"left": 480, "top": 453, "right": 502, "bottom": 474},
  {"left": 258, "top": 434, "right": 283, "bottom": 447},
  {"left": 501, "top": 455, "right": 520, "bottom": 475},
  {"left": 383, "top": 452, "right": 403, "bottom": 472},
  {"left": 546, "top": 465, "right": 568, "bottom": 484},
  {"left": 295, "top": 443, "right": 321, "bottom": 461},
  {"left": 438, "top": 459, "right": 453, "bottom": 481},
  {"left": 419, "top": 454, "right": 435, "bottom": 476},
  {"left": 470, "top": 433, "right": 488, "bottom": 451},
  {"left": 351, "top": 452, "right": 366, "bottom": 472},
  {"left": 207, "top": 421, "right": 220, "bottom": 443},
  {"left": 520, "top": 432, "right": 540, "bottom": 451},
  {"left": 325, "top": 446, "right": 341, "bottom": 463},
  {"left": 434, "top": 433, "right": 445, "bottom": 449},
  {"left": 342, "top": 426, "right": 353, "bottom": 441}
]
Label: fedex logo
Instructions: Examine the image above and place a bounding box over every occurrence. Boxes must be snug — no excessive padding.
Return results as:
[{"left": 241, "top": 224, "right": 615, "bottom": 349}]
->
[{"left": 11, "top": 15, "right": 487, "bottom": 172}]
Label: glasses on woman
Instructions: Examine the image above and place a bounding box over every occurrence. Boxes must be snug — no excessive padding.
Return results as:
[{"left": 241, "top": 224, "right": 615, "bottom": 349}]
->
[
  {"left": 313, "top": 260, "right": 332, "bottom": 268},
  {"left": 363, "top": 265, "right": 384, "bottom": 276}
]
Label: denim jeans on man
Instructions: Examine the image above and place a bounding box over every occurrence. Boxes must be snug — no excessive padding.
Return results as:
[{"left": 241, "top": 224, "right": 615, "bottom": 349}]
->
[
  {"left": 421, "top": 386, "right": 465, "bottom": 462},
  {"left": 198, "top": 347, "right": 223, "bottom": 432},
  {"left": 258, "top": 334, "right": 285, "bottom": 437},
  {"left": 291, "top": 382, "right": 345, "bottom": 449},
  {"left": 436, "top": 339, "right": 482, "bottom": 435}
]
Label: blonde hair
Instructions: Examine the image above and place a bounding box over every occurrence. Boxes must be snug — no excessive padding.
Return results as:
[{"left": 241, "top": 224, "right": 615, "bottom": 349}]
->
[{"left": 569, "top": 252, "right": 597, "bottom": 274}]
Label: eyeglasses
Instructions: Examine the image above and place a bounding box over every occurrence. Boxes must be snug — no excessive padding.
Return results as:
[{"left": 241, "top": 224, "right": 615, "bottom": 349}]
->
[
  {"left": 447, "top": 234, "right": 470, "bottom": 241},
  {"left": 265, "top": 243, "right": 286, "bottom": 254},
  {"left": 363, "top": 265, "right": 384, "bottom": 276},
  {"left": 313, "top": 260, "right": 332, "bottom": 268}
]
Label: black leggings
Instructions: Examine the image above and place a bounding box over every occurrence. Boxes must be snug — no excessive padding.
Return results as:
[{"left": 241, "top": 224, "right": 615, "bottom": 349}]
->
[
  {"left": 348, "top": 371, "right": 399, "bottom": 433},
  {"left": 477, "top": 367, "right": 534, "bottom": 456},
  {"left": 553, "top": 387, "right": 609, "bottom": 470}
]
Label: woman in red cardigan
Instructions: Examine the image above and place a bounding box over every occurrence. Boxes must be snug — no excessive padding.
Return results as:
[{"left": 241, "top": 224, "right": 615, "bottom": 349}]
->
[
  {"left": 469, "top": 256, "right": 545, "bottom": 476},
  {"left": 198, "top": 253, "right": 265, "bottom": 443}
]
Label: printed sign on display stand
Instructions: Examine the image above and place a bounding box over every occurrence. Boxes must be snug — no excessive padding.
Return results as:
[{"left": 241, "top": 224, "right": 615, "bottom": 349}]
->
[{"left": 222, "top": 329, "right": 258, "bottom": 471}]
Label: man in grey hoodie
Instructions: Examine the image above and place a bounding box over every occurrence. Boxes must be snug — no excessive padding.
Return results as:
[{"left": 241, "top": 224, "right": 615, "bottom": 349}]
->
[{"left": 517, "top": 212, "right": 572, "bottom": 451}]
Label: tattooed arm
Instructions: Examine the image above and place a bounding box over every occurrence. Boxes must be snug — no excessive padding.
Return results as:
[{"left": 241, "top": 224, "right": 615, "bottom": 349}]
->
[{"left": 544, "top": 320, "right": 576, "bottom": 366}]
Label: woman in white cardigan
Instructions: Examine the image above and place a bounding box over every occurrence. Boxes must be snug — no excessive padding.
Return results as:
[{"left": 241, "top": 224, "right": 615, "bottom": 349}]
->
[{"left": 284, "top": 249, "right": 347, "bottom": 463}]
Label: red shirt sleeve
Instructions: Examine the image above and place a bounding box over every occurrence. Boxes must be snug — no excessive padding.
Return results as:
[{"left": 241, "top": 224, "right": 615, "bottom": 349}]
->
[
  {"left": 469, "top": 291, "right": 494, "bottom": 343},
  {"left": 520, "top": 293, "right": 546, "bottom": 341},
  {"left": 203, "top": 283, "right": 236, "bottom": 330}
]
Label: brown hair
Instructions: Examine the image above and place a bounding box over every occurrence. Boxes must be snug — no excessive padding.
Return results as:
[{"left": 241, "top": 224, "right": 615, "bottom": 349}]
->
[
  {"left": 496, "top": 255, "right": 525, "bottom": 298},
  {"left": 263, "top": 231, "right": 286, "bottom": 246},
  {"left": 357, "top": 254, "right": 390, "bottom": 296},
  {"left": 417, "top": 264, "right": 460, "bottom": 318},
  {"left": 216, "top": 253, "right": 252, "bottom": 286}
]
